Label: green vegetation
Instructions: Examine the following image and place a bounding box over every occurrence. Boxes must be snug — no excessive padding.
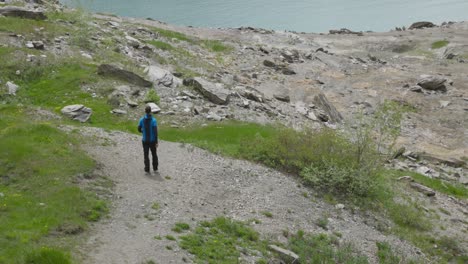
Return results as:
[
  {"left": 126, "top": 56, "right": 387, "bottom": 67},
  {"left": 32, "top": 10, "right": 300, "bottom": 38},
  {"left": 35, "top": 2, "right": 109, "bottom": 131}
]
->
[
  {"left": 376, "top": 242, "right": 419, "bottom": 264},
  {"left": 431, "top": 40, "right": 449, "bottom": 49},
  {"left": 288, "top": 231, "right": 368, "bottom": 264},
  {"left": 165, "top": 235, "right": 176, "bottom": 241},
  {"left": 261, "top": 211, "right": 273, "bottom": 218},
  {"left": 172, "top": 222, "right": 190, "bottom": 233},
  {"left": 316, "top": 216, "right": 329, "bottom": 230},
  {"left": 0, "top": 106, "right": 107, "bottom": 263},
  {"left": 201, "top": 40, "right": 233, "bottom": 53},
  {"left": 151, "top": 202, "right": 160, "bottom": 210},
  {"left": 144, "top": 89, "right": 161, "bottom": 104},
  {"left": 24, "top": 247, "right": 72, "bottom": 264},
  {"left": 147, "top": 40, "right": 175, "bottom": 51},
  {"left": 179, "top": 217, "right": 265, "bottom": 263},
  {"left": 0, "top": 17, "right": 67, "bottom": 36}
]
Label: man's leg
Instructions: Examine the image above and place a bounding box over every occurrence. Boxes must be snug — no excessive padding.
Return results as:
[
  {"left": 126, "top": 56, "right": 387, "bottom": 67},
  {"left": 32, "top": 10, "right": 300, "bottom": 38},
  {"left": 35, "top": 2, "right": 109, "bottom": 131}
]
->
[
  {"left": 150, "top": 142, "right": 158, "bottom": 171},
  {"left": 143, "top": 142, "right": 150, "bottom": 172}
]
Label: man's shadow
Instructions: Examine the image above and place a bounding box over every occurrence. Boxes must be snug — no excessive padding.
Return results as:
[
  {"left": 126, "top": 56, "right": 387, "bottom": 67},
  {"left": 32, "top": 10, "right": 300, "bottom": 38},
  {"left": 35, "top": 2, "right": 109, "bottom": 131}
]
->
[{"left": 145, "top": 171, "right": 164, "bottom": 182}]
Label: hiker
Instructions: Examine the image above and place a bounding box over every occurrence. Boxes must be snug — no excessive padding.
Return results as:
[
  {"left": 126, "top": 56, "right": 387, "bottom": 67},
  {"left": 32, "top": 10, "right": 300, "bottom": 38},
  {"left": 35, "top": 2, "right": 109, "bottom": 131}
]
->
[{"left": 138, "top": 106, "right": 158, "bottom": 173}]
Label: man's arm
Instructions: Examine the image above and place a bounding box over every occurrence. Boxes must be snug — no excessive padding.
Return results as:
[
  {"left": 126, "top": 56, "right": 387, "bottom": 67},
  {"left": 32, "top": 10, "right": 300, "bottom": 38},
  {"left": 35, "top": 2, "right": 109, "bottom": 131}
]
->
[{"left": 153, "top": 125, "right": 158, "bottom": 144}]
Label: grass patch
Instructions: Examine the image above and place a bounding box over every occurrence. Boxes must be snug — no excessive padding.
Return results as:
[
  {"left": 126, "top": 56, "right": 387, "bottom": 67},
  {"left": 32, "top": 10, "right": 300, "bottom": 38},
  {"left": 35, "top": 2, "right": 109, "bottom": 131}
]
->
[
  {"left": 288, "top": 231, "right": 368, "bottom": 264},
  {"left": 0, "top": 17, "right": 67, "bottom": 37},
  {"left": 165, "top": 235, "right": 176, "bottom": 241},
  {"left": 147, "top": 40, "right": 175, "bottom": 51},
  {"left": 144, "top": 89, "right": 161, "bottom": 104},
  {"left": 179, "top": 217, "right": 266, "bottom": 263},
  {"left": 431, "top": 40, "right": 449, "bottom": 49},
  {"left": 24, "top": 247, "right": 72, "bottom": 264},
  {"left": 149, "top": 26, "right": 194, "bottom": 43},
  {"left": 201, "top": 40, "right": 233, "bottom": 53},
  {"left": 387, "top": 170, "right": 467, "bottom": 199},
  {"left": 261, "top": 211, "right": 273, "bottom": 218},
  {"left": 172, "top": 222, "right": 190, "bottom": 233},
  {"left": 16, "top": 63, "right": 135, "bottom": 132},
  {"left": 376, "top": 242, "right": 419, "bottom": 264},
  {"left": 0, "top": 106, "right": 106, "bottom": 263}
]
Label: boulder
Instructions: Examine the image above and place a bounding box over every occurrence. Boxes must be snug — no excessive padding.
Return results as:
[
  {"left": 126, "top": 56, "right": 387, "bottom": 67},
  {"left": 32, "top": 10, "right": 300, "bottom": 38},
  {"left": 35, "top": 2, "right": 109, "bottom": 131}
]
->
[
  {"left": 61, "top": 104, "right": 92, "bottom": 122},
  {"left": 281, "top": 49, "right": 300, "bottom": 63},
  {"left": 147, "top": 102, "right": 161, "bottom": 113},
  {"left": 409, "top": 21, "right": 435, "bottom": 30},
  {"left": 144, "top": 65, "right": 181, "bottom": 88},
  {"left": 313, "top": 93, "right": 343, "bottom": 123},
  {"left": 0, "top": 7, "right": 46, "bottom": 20},
  {"left": 329, "top": 28, "right": 363, "bottom": 35},
  {"left": 125, "top": 35, "right": 141, "bottom": 48},
  {"left": 282, "top": 68, "right": 296, "bottom": 75},
  {"left": 410, "top": 182, "right": 436, "bottom": 196},
  {"left": 417, "top": 75, "right": 447, "bottom": 91},
  {"left": 111, "top": 109, "right": 127, "bottom": 115},
  {"left": 97, "top": 64, "right": 152, "bottom": 87},
  {"left": 243, "top": 89, "right": 264, "bottom": 103},
  {"left": 184, "top": 77, "right": 230, "bottom": 105},
  {"left": 273, "top": 93, "right": 290, "bottom": 103},
  {"left": 263, "top": 60, "right": 276, "bottom": 68},
  {"left": 268, "top": 245, "right": 299, "bottom": 263},
  {"left": 6, "top": 81, "right": 18, "bottom": 95}
]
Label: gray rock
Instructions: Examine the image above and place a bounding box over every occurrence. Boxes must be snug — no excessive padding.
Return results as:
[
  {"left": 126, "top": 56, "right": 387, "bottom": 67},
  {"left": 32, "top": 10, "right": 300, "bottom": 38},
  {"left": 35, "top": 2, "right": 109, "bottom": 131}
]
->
[
  {"left": 281, "top": 49, "right": 300, "bottom": 63},
  {"left": 313, "top": 93, "right": 343, "bottom": 123},
  {"left": 274, "top": 93, "right": 290, "bottom": 103},
  {"left": 268, "top": 245, "right": 299, "bottom": 262},
  {"left": 126, "top": 98, "right": 138, "bottom": 107},
  {"left": 6, "top": 81, "right": 18, "bottom": 95},
  {"left": 112, "top": 109, "right": 127, "bottom": 115},
  {"left": 61, "top": 104, "right": 92, "bottom": 123},
  {"left": 409, "top": 86, "right": 423, "bottom": 93},
  {"left": 125, "top": 35, "right": 141, "bottom": 48},
  {"left": 282, "top": 68, "right": 296, "bottom": 75},
  {"left": 243, "top": 89, "right": 264, "bottom": 103},
  {"left": 0, "top": 7, "right": 46, "bottom": 20},
  {"left": 180, "top": 90, "right": 197, "bottom": 99},
  {"left": 32, "top": 41, "right": 44, "bottom": 50},
  {"left": 147, "top": 102, "right": 161, "bottom": 113},
  {"left": 184, "top": 77, "right": 230, "bottom": 105},
  {"left": 206, "top": 113, "right": 222, "bottom": 121},
  {"left": 410, "top": 182, "right": 436, "bottom": 196},
  {"left": 335, "top": 204, "right": 345, "bottom": 210},
  {"left": 144, "top": 65, "right": 181, "bottom": 88},
  {"left": 420, "top": 154, "right": 466, "bottom": 168},
  {"left": 97, "top": 64, "right": 152, "bottom": 87},
  {"left": 317, "top": 112, "right": 329, "bottom": 122},
  {"left": 263, "top": 60, "right": 276, "bottom": 68},
  {"left": 397, "top": 176, "right": 414, "bottom": 182},
  {"left": 417, "top": 75, "right": 447, "bottom": 91},
  {"left": 439, "top": 101, "right": 450, "bottom": 108},
  {"left": 306, "top": 111, "right": 318, "bottom": 121},
  {"left": 25, "top": 41, "right": 34, "bottom": 49},
  {"left": 409, "top": 21, "right": 436, "bottom": 30}
]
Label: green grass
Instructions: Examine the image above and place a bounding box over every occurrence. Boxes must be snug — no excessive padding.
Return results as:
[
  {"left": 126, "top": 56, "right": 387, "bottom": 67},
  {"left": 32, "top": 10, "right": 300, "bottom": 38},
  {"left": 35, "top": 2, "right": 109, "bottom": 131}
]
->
[
  {"left": 0, "top": 106, "right": 106, "bottom": 263},
  {"left": 16, "top": 63, "right": 136, "bottom": 132},
  {"left": 149, "top": 26, "right": 194, "bottom": 43},
  {"left": 431, "top": 40, "right": 449, "bottom": 49},
  {"left": 0, "top": 17, "right": 68, "bottom": 37},
  {"left": 288, "top": 231, "right": 368, "bottom": 264},
  {"left": 376, "top": 242, "right": 420, "bottom": 264},
  {"left": 147, "top": 40, "right": 175, "bottom": 51},
  {"left": 201, "top": 40, "right": 233, "bottom": 53},
  {"left": 179, "top": 217, "right": 266, "bottom": 264},
  {"left": 172, "top": 222, "right": 190, "bottom": 233},
  {"left": 160, "top": 121, "right": 277, "bottom": 157},
  {"left": 387, "top": 170, "right": 467, "bottom": 199}
]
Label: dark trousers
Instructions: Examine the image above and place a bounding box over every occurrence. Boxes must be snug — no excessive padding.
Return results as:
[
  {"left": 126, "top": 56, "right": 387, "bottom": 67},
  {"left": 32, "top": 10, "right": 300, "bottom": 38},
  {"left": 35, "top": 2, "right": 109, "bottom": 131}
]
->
[{"left": 143, "top": 141, "right": 158, "bottom": 172}]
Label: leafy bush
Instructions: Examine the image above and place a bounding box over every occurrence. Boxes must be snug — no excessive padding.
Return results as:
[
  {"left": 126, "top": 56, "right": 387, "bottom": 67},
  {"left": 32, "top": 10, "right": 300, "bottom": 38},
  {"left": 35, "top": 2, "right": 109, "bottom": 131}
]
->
[{"left": 144, "top": 89, "right": 160, "bottom": 104}]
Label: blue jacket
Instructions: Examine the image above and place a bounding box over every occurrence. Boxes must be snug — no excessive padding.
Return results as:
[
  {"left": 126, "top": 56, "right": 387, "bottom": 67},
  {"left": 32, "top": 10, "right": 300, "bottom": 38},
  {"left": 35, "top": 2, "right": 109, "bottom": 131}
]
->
[{"left": 138, "top": 114, "right": 158, "bottom": 143}]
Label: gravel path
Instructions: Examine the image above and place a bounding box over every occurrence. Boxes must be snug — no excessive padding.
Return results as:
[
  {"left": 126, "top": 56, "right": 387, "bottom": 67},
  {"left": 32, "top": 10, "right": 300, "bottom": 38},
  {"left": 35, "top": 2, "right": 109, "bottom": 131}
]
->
[{"left": 72, "top": 127, "right": 420, "bottom": 263}]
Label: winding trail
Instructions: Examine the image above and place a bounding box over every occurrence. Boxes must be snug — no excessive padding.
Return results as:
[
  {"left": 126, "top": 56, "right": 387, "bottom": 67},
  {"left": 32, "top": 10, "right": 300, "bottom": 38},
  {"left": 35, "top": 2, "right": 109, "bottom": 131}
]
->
[{"left": 73, "top": 127, "right": 419, "bottom": 263}]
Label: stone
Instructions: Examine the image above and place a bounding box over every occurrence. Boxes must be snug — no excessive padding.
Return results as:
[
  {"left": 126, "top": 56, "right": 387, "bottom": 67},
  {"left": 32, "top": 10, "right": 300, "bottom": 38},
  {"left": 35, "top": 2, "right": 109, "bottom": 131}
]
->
[
  {"left": 439, "top": 101, "right": 450, "bottom": 108},
  {"left": 206, "top": 113, "right": 222, "bottom": 121},
  {"left": 125, "top": 35, "right": 141, "bottom": 48},
  {"left": 126, "top": 98, "right": 138, "bottom": 107},
  {"left": 106, "top": 21, "right": 120, "bottom": 28},
  {"left": 184, "top": 77, "right": 230, "bottom": 105},
  {"left": 97, "top": 64, "right": 152, "bottom": 87},
  {"left": 409, "top": 21, "right": 436, "bottom": 29},
  {"left": 144, "top": 65, "right": 181, "bottom": 88},
  {"left": 329, "top": 28, "right": 363, "bottom": 35},
  {"left": 243, "top": 89, "right": 264, "bottom": 103},
  {"left": 32, "top": 41, "right": 44, "bottom": 50},
  {"left": 317, "top": 112, "right": 329, "bottom": 122},
  {"left": 181, "top": 90, "right": 197, "bottom": 99},
  {"left": 282, "top": 68, "right": 296, "bottom": 75},
  {"left": 409, "top": 86, "right": 423, "bottom": 93},
  {"left": 281, "top": 49, "right": 300, "bottom": 63},
  {"left": 417, "top": 75, "right": 447, "bottom": 91},
  {"left": 147, "top": 102, "right": 161, "bottom": 113},
  {"left": 274, "top": 93, "right": 290, "bottom": 102},
  {"left": 111, "top": 109, "right": 127, "bottom": 115},
  {"left": 61, "top": 104, "right": 92, "bottom": 123},
  {"left": 410, "top": 182, "right": 436, "bottom": 196},
  {"left": 419, "top": 154, "right": 466, "bottom": 168},
  {"left": 306, "top": 111, "right": 318, "bottom": 121},
  {"left": 263, "top": 60, "right": 276, "bottom": 68},
  {"left": 397, "top": 176, "right": 414, "bottom": 182},
  {"left": 268, "top": 245, "right": 299, "bottom": 262},
  {"left": 335, "top": 204, "right": 345, "bottom": 210},
  {"left": 313, "top": 93, "right": 343, "bottom": 123},
  {"left": 25, "top": 41, "right": 34, "bottom": 49},
  {"left": 6, "top": 81, "right": 18, "bottom": 95},
  {"left": 0, "top": 7, "right": 47, "bottom": 20}
]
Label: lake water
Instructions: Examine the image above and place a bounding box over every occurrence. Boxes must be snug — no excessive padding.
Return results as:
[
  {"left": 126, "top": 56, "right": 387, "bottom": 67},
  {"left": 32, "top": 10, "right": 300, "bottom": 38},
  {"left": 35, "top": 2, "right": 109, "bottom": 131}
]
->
[{"left": 62, "top": 0, "right": 468, "bottom": 33}]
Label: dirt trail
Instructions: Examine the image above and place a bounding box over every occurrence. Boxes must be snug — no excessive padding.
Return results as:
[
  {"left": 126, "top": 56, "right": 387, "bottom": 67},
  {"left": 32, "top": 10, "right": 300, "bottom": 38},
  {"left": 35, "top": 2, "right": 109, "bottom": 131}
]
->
[{"left": 73, "top": 127, "right": 419, "bottom": 263}]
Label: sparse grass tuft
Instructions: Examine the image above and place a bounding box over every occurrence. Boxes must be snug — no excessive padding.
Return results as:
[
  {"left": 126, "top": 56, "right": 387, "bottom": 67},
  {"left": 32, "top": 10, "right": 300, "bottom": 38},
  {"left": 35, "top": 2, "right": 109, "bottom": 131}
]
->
[
  {"left": 316, "top": 216, "right": 329, "bottom": 230},
  {"left": 166, "top": 235, "right": 176, "bottom": 241},
  {"left": 201, "top": 39, "right": 233, "bottom": 53},
  {"left": 261, "top": 211, "right": 273, "bottom": 218},
  {"left": 172, "top": 222, "right": 190, "bottom": 233},
  {"left": 144, "top": 89, "right": 161, "bottom": 104},
  {"left": 147, "top": 40, "right": 175, "bottom": 51},
  {"left": 431, "top": 40, "right": 449, "bottom": 49},
  {"left": 24, "top": 247, "right": 72, "bottom": 264}
]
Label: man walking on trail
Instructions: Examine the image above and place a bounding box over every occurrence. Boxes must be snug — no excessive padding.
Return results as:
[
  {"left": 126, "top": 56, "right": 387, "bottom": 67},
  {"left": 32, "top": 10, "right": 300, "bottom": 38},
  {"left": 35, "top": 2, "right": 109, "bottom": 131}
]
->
[{"left": 138, "top": 106, "right": 158, "bottom": 173}]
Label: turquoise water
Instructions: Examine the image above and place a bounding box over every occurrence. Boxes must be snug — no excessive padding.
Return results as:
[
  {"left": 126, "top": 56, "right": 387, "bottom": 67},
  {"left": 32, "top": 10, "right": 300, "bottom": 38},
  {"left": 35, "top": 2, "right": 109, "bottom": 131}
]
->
[{"left": 63, "top": 0, "right": 468, "bottom": 33}]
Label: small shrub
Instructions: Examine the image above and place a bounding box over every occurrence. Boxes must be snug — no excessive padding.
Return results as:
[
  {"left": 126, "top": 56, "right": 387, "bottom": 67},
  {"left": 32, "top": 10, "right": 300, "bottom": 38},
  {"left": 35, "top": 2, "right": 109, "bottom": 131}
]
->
[
  {"left": 316, "top": 216, "right": 329, "bottom": 230},
  {"left": 144, "top": 89, "right": 160, "bottom": 104},
  {"left": 431, "top": 40, "right": 449, "bottom": 49},
  {"left": 389, "top": 203, "right": 432, "bottom": 231},
  {"left": 377, "top": 242, "right": 402, "bottom": 264},
  {"left": 172, "top": 222, "right": 190, "bottom": 233},
  {"left": 201, "top": 40, "right": 232, "bottom": 52},
  {"left": 261, "top": 211, "right": 273, "bottom": 218},
  {"left": 25, "top": 247, "right": 71, "bottom": 264},
  {"left": 165, "top": 235, "right": 176, "bottom": 241},
  {"left": 151, "top": 202, "right": 160, "bottom": 210}
]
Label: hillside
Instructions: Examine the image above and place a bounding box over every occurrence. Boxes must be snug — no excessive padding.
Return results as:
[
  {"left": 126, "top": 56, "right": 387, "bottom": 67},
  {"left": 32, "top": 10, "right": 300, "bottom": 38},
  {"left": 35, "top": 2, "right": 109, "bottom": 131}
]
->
[{"left": 0, "top": 1, "right": 467, "bottom": 263}]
